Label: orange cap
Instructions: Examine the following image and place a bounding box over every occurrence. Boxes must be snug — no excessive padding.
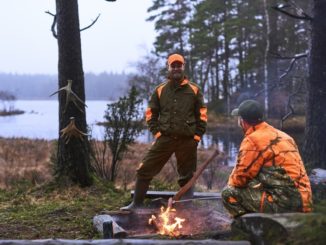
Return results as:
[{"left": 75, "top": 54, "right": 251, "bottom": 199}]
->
[{"left": 167, "top": 53, "right": 185, "bottom": 65}]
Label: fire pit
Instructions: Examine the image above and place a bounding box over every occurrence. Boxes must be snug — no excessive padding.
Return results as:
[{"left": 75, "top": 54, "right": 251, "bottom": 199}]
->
[{"left": 94, "top": 198, "right": 231, "bottom": 239}]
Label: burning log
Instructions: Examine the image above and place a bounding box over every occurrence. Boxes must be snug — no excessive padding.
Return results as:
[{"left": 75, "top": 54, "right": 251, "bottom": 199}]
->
[
  {"left": 93, "top": 214, "right": 128, "bottom": 238},
  {"left": 148, "top": 206, "right": 186, "bottom": 237}
]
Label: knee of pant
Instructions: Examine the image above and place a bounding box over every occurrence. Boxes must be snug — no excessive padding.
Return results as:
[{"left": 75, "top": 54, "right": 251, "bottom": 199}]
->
[
  {"left": 222, "top": 187, "right": 232, "bottom": 199},
  {"left": 222, "top": 187, "right": 238, "bottom": 204}
]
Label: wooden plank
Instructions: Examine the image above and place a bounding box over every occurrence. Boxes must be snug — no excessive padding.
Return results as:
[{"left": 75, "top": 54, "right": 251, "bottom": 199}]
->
[
  {"left": 0, "top": 239, "right": 251, "bottom": 245},
  {"left": 131, "top": 190, "right": 221, "bottom": 199}
]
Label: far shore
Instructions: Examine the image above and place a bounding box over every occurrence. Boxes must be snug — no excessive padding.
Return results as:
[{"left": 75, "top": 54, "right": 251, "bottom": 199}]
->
[{"left": 0, "top": 109, "right": 24, "bottom": 116}]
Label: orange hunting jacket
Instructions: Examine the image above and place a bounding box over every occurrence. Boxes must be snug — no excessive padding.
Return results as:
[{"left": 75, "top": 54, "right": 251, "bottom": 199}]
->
[{"left": 228, "top": 122, "right": 312, "bottom": 212}]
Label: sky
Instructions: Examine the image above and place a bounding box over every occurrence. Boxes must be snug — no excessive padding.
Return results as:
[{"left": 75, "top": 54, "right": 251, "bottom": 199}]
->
[{"left": 0, "top": 0, "right": 156, "bottom": 75}]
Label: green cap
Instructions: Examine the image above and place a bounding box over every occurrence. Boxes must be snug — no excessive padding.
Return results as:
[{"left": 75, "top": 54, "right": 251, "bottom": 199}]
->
[{"left": 231, "top": 99, "right": 264, "bottom": 123}]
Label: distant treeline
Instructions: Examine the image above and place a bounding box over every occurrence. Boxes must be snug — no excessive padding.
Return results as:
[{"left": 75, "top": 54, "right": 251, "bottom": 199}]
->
[{"left": 0, "top": 72, "right": 130, "bottom": 100}]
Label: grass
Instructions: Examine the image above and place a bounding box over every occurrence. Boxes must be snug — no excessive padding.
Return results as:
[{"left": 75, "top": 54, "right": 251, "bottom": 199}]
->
[
  {"left": 0, "top": 180, "right": 129, "bottom": 239},
  {"left": 283, "top": 200, "right": 326, "bottom": 245},
  {"left": 1, "top": 181, "right": 324, "bottom": 242},
  {"left": 0, "top": 137, "right": 231, "bottom": 239},
  {"left": 0, "top": 133, "right": 323, "bottom": 241}
]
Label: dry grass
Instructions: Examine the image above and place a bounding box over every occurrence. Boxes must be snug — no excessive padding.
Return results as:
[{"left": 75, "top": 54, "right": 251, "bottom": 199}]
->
[
  {"left": 0, "top": 137, "right": 53, "bottom": 189},
  {"left": 0, "top": 137, "right": 230, "bottom": 192}
]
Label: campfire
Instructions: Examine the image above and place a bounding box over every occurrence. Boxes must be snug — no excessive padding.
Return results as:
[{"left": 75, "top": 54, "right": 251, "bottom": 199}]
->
[
  {"left": 93, "top": 149, "right": 230, "bottom": 238},
  {"left": 148, "top": 206, "right": 186, "bottom": 236},
  {"left": 94, "top": 200, "right": 232, "bottom": 239}
]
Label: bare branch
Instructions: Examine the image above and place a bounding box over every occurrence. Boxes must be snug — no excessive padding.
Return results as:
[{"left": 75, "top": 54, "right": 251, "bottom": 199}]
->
[
  {"left": 269, "top": 51, "right": 307, "bottom": 60},
  {"left": 80, "top": 14, "right": 101, "bottom": 32},
  {"left": 272, "top": 1, "right": 312, "bottom": 21},
  {"left": 45, "top": 11, "right": 57, "bottom": 38},
  {"left": 279, "top": 52, "right": 307, "bottom": 80},
  {"left": 280, "top": 79, "right": 304, "bottom": 129},
  {"left": 254, "top": 52, "right": 308, "bottom": 97}
]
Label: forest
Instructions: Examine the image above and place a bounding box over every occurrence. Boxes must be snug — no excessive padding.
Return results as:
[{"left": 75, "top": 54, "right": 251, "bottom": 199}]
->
[
  {"left": 0, "top": 0, "right": 325, "bottom": 243},
  {"left": 130, "top": 0, "right": 309, "bottom": 119}
]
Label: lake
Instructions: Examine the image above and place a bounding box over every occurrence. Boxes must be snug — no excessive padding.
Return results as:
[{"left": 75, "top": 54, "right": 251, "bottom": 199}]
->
[{"left": 0, "top": 100, "right": 241, "bottom": 166}]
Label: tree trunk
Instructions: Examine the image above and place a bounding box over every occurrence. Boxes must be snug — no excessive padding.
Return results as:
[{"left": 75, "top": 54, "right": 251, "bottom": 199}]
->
[
  {"left": 303, "top": 0, "right": 326, "bottom": 169},
  {"left": 264, "top": 0, "right": 279, "bottom": 118},
  {"left": 263, "top": 0, "right": 270, "bottom": 117},
  {"left": 55, "top": 0, "right": 92, "bottom": 186},
  {"left": 222, "top": 2, "right": 230, "bottom": 115}
]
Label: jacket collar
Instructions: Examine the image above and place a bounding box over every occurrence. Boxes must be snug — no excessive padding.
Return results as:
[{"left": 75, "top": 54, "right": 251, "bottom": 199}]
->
[
  {"left": 180, "top": 78, "right": 189, "bottom": 86},
  {"left": 244, "top": 121, "right": 269, "bottom": 137},
  {"left": 168, "top": 76, "right": 189, "bottom": 86}
]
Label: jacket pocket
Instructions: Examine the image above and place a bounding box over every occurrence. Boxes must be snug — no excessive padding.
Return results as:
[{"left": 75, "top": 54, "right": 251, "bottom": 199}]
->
[{"left": 184, "top": 120, "right": 196, "bottom": 136}]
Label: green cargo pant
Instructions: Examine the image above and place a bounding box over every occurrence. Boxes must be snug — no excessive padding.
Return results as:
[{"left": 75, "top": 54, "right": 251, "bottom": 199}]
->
[
  {"left": 137, "top": 135, "right": 197, "bottom": 187},
  {"left": 222, "top": 166, "right": 303, "bottom": 217}
]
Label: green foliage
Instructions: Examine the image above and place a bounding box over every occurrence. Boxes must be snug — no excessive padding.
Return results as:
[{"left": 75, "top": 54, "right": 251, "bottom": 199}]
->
[
  {"left": 145, "top": 0, "right": 309, "bottom": 115},
  {"left": 147, "top": 0, "right": 193, "bottom": 58},
  {"left": 128, "top": 53, "right": 165, "bottom": 101},
  {"left": 103, "top": 86, "right": 143, "bottom": 182}
]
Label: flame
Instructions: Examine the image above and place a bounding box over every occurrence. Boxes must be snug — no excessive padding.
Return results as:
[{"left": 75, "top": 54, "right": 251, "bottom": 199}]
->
[{"left": 149, "top": 206, "right": 186, "bottom": 236}]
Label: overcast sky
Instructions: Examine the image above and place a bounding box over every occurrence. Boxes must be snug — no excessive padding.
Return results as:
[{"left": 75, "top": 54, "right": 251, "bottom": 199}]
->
[{"left": 0, "top": 0, "right": 155, "bottom": 75}]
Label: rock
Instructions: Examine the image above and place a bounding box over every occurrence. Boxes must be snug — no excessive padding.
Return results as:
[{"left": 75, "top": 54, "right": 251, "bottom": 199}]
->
[
  {"left": 232, "top": 213, "right": 317, "bottom": 245},
  {"left": 309, "top": 168, "right": 326, "bottom": 184},
  {"left": 309, "top": 168, "right": 326, "bottom": 201}
]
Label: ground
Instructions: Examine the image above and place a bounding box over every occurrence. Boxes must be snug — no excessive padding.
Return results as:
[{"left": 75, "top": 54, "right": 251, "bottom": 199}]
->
[{"left": 0, "top": 180, "right": 128, "bottom": 239}]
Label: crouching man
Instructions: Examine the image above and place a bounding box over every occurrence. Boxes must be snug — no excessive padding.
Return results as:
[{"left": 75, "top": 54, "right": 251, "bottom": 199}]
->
[{"left": 222, "top": 99, "right": 312, "bottom": 218}]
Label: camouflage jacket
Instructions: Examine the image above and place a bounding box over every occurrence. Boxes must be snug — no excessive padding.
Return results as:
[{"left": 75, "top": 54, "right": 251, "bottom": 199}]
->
[{"left": 228, "top": 122, "right": 312, "bottom": 212}]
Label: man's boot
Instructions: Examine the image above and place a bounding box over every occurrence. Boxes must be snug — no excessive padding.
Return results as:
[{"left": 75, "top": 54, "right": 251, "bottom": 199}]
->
[{"left": 120, "top": 179, "right": 150, "bottom": 211}]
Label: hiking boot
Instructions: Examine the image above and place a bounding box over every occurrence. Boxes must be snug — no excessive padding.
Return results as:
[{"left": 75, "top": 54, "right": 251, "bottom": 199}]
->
[{"left": 120, "top": 179, "right": 150, "bottom": 211}]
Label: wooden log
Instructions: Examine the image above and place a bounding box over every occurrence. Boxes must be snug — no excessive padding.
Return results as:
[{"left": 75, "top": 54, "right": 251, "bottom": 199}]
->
[
  {"left": 0, "top": 239, "right": 251, "bottom": 245},
  {"left": 93, "top": 214, "right": 128, "bottom": 238},
  {"left": 102, "top": 220, "right": 113, "bottom": 239},
  {"left": 131, "top": 190, "right": 221, "bottom": 199},
  {"left": 232, "top": 213, "right": 318, "bottom": 245}
]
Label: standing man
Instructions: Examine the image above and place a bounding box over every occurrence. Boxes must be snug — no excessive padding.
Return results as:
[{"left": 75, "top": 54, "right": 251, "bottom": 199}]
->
[
  {"left": 121, "top": 53, "right": 207, "bottom": 210},
  {"left": 222, "top": 99, "right": 312, "bottom": 217}
]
